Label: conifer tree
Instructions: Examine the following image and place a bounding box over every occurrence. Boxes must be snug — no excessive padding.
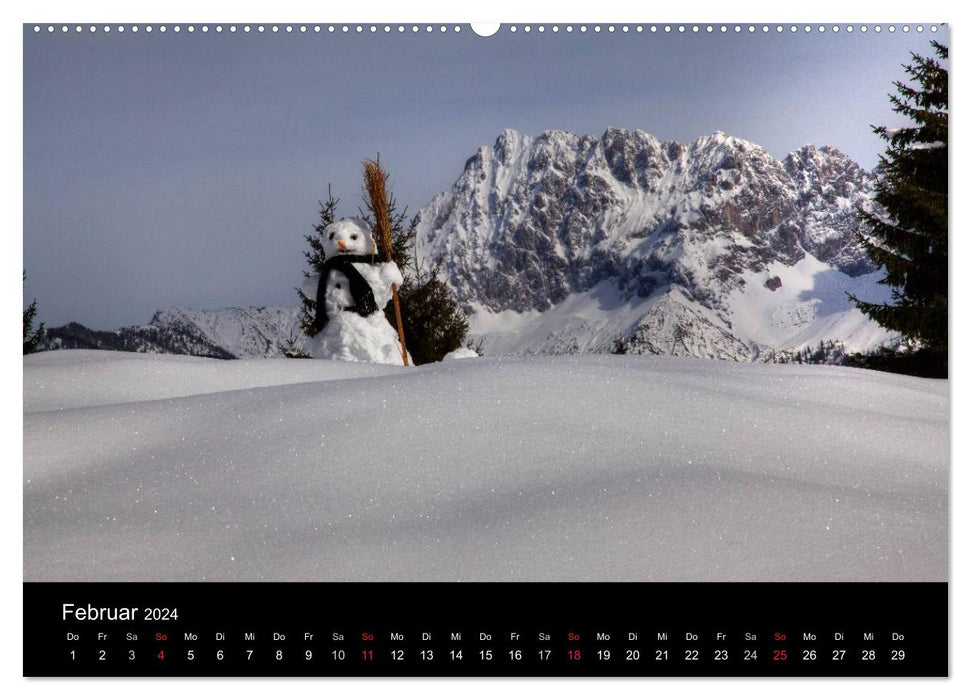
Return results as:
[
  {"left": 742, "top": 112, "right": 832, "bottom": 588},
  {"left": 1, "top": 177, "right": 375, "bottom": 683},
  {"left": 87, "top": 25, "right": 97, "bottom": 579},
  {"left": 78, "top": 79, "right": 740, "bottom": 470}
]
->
[
  {"left": 297, "top": 185, "right": 340, "bottom": 336},
  {"left": 849, "top": 41, "right": 948, "bottom": 377},
  {"left": 23, "top": 271, "right": 45, "bottom": 354}
]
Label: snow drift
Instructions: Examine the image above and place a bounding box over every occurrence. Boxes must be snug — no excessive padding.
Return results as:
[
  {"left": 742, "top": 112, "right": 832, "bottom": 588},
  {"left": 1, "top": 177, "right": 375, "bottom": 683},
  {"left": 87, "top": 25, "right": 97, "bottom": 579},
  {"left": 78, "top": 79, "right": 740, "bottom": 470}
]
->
[{"left": 24, "top": 350, "right": 947, "bottom": 582}]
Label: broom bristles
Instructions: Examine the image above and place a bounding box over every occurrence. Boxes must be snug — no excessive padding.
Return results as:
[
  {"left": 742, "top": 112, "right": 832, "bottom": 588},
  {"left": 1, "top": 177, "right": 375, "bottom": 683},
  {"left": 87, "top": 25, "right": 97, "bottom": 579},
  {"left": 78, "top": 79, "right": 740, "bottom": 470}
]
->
[{"left": 363, "top": 160, "right": 392, "bottom": 261}]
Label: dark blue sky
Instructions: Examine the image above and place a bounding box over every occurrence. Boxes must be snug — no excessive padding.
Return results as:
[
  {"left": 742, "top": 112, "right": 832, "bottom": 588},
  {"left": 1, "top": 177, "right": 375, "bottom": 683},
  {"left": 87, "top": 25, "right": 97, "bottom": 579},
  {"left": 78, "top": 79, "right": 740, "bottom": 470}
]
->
[{"left": 23, "top": 24, "right": 944, "bottom": 328}]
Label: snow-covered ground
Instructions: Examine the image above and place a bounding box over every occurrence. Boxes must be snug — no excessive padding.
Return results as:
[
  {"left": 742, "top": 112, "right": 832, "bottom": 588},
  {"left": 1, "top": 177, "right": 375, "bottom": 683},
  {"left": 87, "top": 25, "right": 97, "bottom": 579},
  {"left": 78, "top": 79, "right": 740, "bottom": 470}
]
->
[
  {"left": 468, "top": 253, "right": 893, "bottom": 358},
  {"left": 24, "top": 350, "right": 947, "bottom": 582},
  {"left": 23, "top": 350, "right": 403, "bottom": 413},
  {"left": 730, "top": 254, "right": 893, "bottom": 352}
]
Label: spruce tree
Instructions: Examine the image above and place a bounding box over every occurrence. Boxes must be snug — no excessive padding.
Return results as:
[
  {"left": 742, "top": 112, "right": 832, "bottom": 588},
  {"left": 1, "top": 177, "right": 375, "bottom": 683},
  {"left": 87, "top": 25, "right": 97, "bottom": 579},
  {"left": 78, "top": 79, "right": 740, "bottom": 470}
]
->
[
  {"left": 297, "top": 185, "right": 340, "bottom": 336},
  {"left": 23, "top": 271, "right": 45, "bottom": 354},
  {"left": 395, "top": 271, "right": 470, "bottom": 365},
  {"left": 849, "top": 41, "right": 948, "bottom": 377},
  {"left": 395, "top": 262, "right": 470, "bottom": 365}
]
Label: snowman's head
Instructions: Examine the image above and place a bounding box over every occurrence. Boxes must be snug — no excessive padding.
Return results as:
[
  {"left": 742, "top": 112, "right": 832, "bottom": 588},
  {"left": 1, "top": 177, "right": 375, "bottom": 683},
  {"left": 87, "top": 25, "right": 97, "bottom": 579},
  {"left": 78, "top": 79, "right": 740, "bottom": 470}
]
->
[{"left": 322, "top": 218, "right": 374, "bottom": 258}]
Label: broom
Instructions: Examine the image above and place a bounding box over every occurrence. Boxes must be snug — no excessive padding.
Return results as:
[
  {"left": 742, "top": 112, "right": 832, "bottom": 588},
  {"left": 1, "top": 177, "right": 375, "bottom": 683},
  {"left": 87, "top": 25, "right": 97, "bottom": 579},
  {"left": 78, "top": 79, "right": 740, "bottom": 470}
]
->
[{"left": 363, "top": 159, "right": 409, "bottom": 366}]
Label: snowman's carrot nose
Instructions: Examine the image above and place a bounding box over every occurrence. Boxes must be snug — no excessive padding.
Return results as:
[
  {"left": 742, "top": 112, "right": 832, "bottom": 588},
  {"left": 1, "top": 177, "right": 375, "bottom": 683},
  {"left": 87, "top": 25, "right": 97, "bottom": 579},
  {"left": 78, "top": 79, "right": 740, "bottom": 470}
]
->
[{"left": 338, "top": 240, "right": 346, "bottom": 250}]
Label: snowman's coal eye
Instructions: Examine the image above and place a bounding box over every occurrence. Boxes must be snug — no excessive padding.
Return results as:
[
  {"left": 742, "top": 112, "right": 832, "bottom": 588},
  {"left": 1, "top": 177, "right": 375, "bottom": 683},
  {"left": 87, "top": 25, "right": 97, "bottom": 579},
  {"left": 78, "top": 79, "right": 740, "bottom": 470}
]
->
[
  {"left": 335, "top": 283, "right": 341, "bottom": 289},
  {"left": 328, "top": 233, "right": 334, "bottom": 240},
  {"left": 351, "top": 235, "right": 358, "bottom": 240}
]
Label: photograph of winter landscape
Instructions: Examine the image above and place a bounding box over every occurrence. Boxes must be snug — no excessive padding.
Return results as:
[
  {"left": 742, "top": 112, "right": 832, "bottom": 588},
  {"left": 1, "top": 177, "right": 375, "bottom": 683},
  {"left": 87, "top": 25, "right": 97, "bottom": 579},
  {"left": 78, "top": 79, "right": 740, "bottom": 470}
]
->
[{"left": 23, "top": 25, "right": 947, "bottom": 582}]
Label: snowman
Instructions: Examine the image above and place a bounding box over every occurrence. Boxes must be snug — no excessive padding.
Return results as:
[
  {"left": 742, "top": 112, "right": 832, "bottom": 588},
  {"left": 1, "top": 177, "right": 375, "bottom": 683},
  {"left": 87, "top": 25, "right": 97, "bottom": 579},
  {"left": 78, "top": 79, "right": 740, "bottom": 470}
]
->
[{"left": 301, "top": 217, "right": 410, "bottom": 365}]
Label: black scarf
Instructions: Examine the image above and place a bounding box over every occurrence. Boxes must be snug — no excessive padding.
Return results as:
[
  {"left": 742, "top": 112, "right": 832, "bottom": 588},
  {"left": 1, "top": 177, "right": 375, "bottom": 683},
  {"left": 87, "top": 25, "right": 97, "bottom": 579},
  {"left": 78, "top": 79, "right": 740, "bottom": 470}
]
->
[{"left": 313, "top": 255, "right": 379, "bottom": 333}]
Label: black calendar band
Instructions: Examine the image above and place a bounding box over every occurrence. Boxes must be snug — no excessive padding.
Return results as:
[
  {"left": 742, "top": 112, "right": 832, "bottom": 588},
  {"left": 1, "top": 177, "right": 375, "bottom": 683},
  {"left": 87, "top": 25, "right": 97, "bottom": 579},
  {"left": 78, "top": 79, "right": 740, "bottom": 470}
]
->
[{"left": 23, "top": 581, "right": 947, "bottom": 677}]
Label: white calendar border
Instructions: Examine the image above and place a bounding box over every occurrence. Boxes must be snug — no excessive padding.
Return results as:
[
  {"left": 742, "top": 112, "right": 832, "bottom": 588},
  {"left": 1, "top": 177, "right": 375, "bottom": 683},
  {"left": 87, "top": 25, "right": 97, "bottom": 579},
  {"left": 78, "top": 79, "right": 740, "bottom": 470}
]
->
[{"left": 3, "top": 1, "right": 963, "bottom": 699}]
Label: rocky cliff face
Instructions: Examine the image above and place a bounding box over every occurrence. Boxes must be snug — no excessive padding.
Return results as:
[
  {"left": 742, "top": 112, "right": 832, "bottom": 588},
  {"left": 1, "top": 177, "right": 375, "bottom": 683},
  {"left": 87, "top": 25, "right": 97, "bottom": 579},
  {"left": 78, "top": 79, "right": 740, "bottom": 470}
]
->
[{"left": 415, "top": 127, "right": 888, "bottom": 359}]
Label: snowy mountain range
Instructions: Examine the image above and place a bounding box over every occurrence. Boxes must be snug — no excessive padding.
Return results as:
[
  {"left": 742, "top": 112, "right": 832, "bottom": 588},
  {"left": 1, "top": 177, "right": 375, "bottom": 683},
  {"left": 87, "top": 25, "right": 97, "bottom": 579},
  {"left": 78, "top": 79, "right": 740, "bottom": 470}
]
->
[
  {"left": 45, "top": 306, "right": 304, "bottom": 359},
  {"left": 415, "top": 127, "right": 893, "bottom": 360},
  {"left": 44, "top": 127, "right": 894, "bottom": 362}
]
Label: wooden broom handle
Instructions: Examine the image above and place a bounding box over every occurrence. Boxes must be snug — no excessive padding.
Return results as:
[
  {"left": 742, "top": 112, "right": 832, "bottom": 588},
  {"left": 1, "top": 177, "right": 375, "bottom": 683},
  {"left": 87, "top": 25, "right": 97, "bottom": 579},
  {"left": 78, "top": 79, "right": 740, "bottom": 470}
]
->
[{"left": 366, "top": 160, "right": 409, "bottom": 366}]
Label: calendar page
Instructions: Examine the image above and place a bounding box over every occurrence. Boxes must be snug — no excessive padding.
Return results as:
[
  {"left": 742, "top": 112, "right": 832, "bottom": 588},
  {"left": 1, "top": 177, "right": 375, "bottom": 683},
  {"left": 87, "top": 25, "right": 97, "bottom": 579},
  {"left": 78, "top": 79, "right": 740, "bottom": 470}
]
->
[{"left": 22, "top": 20, "right": 949, "bottom": 677}]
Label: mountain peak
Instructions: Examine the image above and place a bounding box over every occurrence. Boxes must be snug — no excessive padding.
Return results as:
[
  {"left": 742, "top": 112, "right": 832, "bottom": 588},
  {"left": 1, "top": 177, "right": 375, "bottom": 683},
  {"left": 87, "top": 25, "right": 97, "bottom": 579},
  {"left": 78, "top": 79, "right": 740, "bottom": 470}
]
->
[
  {"left": 691, "top": 130, "right": 763, "bottom": 153},
  {"left": 492, "top": 128, "right": 531, "bottom": 165},
  {"left": 495, "top": 126, "right": 523, "bottom": 142},
  {"left": 786, "top": 143, "right": 855, "bottom": 165}
]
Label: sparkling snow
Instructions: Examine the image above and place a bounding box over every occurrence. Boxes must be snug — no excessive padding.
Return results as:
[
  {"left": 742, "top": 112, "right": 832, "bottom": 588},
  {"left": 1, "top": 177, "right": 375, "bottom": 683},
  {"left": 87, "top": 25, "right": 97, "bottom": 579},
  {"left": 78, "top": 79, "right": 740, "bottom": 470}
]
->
[{"left": 24, "top": 350, "right": 946, "bottom": 582}]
